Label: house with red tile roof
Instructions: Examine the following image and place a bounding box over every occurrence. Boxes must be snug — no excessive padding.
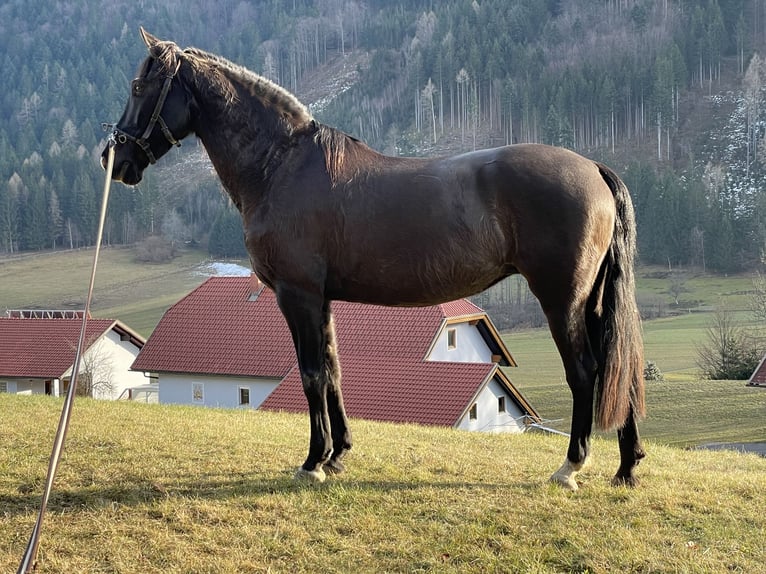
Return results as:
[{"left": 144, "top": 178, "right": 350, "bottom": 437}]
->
[
  {"left": 0, "top": 311, "right": 147, "bottom": 400},
  {"left": 133, "top": 276, "right": 540, "bottom": 432},
  {"left": 748, "top": 353, "right": 766, "bottom": 387}
]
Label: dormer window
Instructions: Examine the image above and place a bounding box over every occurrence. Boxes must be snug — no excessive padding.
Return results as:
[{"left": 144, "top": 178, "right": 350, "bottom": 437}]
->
[{"left": 447, "top": 328, "right": 457, "bottom": 349}]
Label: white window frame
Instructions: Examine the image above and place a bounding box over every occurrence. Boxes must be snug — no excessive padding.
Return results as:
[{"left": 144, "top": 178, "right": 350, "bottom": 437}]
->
[{"left": 447, "top": 328, "right": 457, "bottom": 349}]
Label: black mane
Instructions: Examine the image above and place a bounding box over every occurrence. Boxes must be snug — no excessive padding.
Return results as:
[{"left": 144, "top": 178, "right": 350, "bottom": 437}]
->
[{"left": 181, "top": 47, "right": 313, "bottom": 128}]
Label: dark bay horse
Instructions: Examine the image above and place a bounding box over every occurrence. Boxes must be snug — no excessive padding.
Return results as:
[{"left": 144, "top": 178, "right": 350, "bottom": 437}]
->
[{"left": 103, "top": 29, "right": 646, "bottom": 489}]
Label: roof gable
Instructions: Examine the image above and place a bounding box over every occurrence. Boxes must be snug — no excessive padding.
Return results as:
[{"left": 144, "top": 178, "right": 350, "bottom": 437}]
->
[{"left": 0, "top": 317, "right": 141, "bottom": 378}]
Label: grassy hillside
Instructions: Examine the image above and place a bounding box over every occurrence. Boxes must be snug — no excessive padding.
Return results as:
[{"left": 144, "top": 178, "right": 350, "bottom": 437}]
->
[
  {"left": 503, "top": 323, "right": 766, "bottom": 446},
  {"left": 0, "top": 247, "right": 224, "bottom": 337},
  {"left": 1, "top": 395, "right": 764, "bottom": 573}
]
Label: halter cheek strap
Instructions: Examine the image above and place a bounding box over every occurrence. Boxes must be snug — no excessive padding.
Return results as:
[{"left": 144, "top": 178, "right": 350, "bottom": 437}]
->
[{"left": 108, "top": 60, "right": 182, "bottom": 164}]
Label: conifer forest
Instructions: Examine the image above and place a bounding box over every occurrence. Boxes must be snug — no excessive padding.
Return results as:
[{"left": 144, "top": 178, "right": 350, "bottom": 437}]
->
[{"left": 2, "top": 0, "right": 766, "bottom": 272}]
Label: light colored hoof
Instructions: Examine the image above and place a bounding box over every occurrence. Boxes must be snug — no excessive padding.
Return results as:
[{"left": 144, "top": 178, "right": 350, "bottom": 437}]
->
[
  {"left": 550, "top": 471, "right": 579, "bottom": 491},
  {"left": 549, "top": 458, "right": 584, "bottom": 491},
  {"left": 294, "top": 466, "right": 326, "bottom": 483}
]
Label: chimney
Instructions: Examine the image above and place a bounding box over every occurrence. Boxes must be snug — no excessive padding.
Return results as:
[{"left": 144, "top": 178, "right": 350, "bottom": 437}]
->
[{"left": 248, "top": 272, "right": 265, "bottom": 301}]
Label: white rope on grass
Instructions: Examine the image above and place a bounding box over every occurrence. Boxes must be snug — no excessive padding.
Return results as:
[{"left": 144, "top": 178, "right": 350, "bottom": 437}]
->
[{"left": 17, "top": 141, "right": 116, "bottom": 574}]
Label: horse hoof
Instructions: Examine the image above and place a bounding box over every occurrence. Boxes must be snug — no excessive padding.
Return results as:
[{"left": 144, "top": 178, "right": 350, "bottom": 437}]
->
[
  {"left": 611, "top": 474, "right": 639, "bottom": 488},
  {"left": 550, "top": 472, "right": 579, "bottom": 491},
  {"left": 294, "top": 466, "right": 326, "bottom": 483},
  {"left": 323, "top": 459, "right": 346, "bottom": 475}
]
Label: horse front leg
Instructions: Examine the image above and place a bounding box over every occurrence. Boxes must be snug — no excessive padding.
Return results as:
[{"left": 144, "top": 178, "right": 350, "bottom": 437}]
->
[
  {"left": 612, "top": 406, "right": 646, "bottom": 487},
  {"left": 276, "top": 286, "right": 335, "bottom": 483}
]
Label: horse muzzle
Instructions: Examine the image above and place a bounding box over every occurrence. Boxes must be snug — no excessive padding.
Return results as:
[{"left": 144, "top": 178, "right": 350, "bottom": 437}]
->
[{"left": 101, "top": 146, "right": 145, "bottom": 185}]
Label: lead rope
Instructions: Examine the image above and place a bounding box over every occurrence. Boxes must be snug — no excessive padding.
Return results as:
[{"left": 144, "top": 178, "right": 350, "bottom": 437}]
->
[{"left": 17, "top": 140, "right": 117, "bottom": 574}]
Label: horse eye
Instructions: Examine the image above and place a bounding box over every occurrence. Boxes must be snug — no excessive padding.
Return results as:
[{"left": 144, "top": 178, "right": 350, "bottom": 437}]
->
[{"left": 132, "top": 81, "right": 143, "bottom": 96}]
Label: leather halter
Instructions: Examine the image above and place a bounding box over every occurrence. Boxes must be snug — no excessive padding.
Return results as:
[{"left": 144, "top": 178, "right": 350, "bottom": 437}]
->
[{"left": 110, "top": 59, "right": 182, "bottom": 164}]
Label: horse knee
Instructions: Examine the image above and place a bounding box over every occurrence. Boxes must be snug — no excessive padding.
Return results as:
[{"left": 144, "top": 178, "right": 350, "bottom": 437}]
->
[{"left": 301, "top": 369, "right": 325, "bottom": 395}]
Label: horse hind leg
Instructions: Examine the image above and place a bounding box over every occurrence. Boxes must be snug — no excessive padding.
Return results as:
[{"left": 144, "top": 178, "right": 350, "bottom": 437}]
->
[
  {"left": 544, "top": 313, "right": 598, "bottom": 491},
  {"left": 613, "top": 406, "right": 646, "bottom": 487}
]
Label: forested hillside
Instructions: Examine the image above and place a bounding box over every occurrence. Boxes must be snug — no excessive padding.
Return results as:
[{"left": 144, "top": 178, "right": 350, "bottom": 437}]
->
[{"left": 1, "top": 0, "right": 765, "bottom": 272}]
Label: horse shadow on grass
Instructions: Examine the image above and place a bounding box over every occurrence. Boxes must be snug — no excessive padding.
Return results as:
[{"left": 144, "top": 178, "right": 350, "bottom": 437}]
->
[{"left": 2, "top": 468, "right": 546, "bottom": 518}]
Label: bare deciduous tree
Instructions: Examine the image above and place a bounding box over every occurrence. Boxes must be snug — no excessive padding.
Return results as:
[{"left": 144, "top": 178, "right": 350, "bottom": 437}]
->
[
  {"left": 76, "top": 339, "right": 116, "bottom": 399},
  {"left": 421, "top": 78, "right": 437, "bottom": 143},
  {"left": 752, "top": 272, "right": 766, "bottom": 323},
  {"left": 696, "top": 307, "right": 762, "bottom": 380}
]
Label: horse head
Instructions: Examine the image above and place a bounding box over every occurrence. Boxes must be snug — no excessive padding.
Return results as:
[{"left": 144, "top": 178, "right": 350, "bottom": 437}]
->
[{"left": 102, "top": 28, "right": 194, "bottom": 185}]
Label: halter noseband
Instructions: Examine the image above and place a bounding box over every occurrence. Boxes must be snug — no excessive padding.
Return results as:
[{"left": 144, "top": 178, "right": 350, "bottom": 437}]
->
[{"left": 107, "top": 59, "right": 182, "bottom": 164}]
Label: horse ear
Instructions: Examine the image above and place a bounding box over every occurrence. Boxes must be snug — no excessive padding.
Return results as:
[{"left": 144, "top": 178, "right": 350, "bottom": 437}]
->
[{"left": 139, "top": 27, "right": 161, "bottom": 50}]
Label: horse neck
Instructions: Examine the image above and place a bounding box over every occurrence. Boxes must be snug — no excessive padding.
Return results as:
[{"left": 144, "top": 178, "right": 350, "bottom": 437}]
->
[{"left": 187, "top": 61, "right": 312, "bottom": 201}]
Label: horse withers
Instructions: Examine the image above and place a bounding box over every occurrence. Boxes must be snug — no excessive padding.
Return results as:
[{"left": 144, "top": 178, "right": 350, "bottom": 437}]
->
[{"left": 103, "top": 29, "right": 646, "bottom": 489}]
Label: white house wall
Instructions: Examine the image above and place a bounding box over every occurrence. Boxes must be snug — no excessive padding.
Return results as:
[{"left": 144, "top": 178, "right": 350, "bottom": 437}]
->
[
  {"left": 456, "top": 378, "right": 527, "bottom": 433},
  {"left": 0, "top": 379, "right": 45, "bottom": 395},
  {"left": 87, "top": 330, "right": 147, "bottom": 401},
  {"left": 427, "top": 321, "right": 493, "bottom": 363},
  {"left": 158, "top": 372, "right": 281, "bottom": 409}
]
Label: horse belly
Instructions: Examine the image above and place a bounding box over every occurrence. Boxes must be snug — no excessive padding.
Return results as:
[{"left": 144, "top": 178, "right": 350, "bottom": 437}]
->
[{"left": 328, "top": 229, "right": 511, "bottom": 306}]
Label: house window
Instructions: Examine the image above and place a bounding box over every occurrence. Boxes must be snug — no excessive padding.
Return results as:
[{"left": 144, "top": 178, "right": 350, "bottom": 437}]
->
[
  {"left": 192, "top": 382, "right": 204, "bottom": 404},
  {"left": 0, "top": 382, "right": 6, "bottom": 393},
  {"left": 498, "top": 396, "right": 506, "bottom": 413},
  {"left": 447, "top": 328, "right": 457, "bottom": 349},
  {"left": 469, "top": 403, "right": 477, "bottom": 420},
  {"left": 239, "top": 387, "right": 250, "bottom": 406}
]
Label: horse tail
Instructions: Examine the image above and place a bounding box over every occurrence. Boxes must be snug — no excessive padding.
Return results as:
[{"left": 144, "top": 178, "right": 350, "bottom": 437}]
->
[{"left": 591, "top": 163, "right": 645, "bottom": 431}]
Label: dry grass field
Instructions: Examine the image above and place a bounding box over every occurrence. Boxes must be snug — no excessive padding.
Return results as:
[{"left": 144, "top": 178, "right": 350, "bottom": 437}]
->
[{"left": 1, "top": 395, "right": 765, "bottom": 573}]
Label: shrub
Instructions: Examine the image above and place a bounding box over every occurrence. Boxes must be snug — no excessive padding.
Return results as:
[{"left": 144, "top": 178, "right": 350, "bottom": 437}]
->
[
  {"left": 644, "top": 360, "right": 664, "bottom": 381},
  {"left": 134, "top": 235, "right": 176, "bottom": 263}
]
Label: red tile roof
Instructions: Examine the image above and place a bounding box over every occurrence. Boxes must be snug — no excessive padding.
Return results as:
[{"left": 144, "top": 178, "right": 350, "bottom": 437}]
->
[
  {"left": 262, "top": 359, "right": 496, "bottom": 427},
  {"left": 0, "top": 317, "right": 137, "bottom": 378},
  {"left": 438, "top": 298, "right": 484, "bottom": 318},
  {"left": 131, "top": 278, "right": 296, "bottom": 377}
]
